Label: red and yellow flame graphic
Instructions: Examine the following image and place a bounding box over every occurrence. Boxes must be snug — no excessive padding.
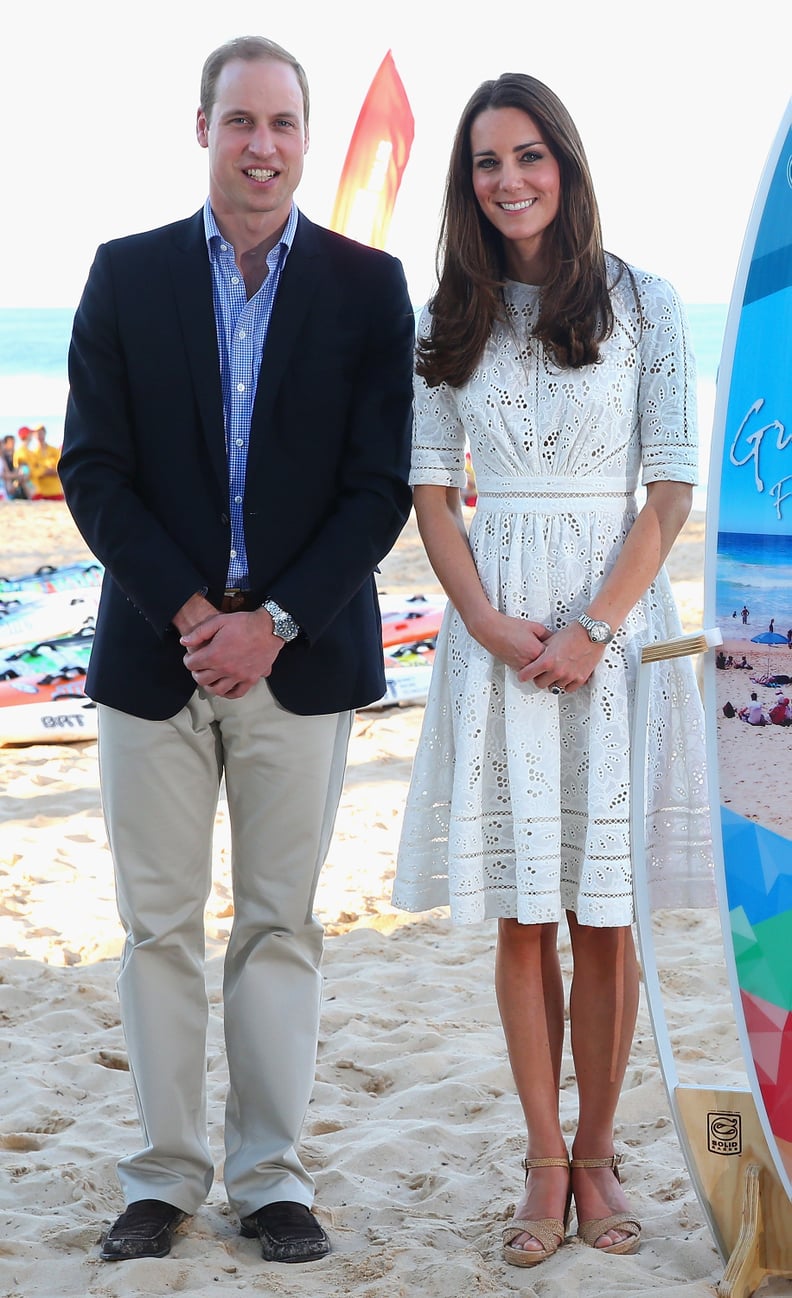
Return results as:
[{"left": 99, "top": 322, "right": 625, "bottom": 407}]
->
[{"left": 330, "top": 51, "right": 414, "bottom": 250}]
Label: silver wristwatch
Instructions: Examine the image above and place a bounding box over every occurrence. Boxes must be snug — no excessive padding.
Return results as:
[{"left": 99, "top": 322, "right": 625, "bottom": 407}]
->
[
  {"left": 263, "top": 599, "right": 300, "bottom": 643},
  {"left": 577, "top": 613, "right": 614, "bottom": 644}
]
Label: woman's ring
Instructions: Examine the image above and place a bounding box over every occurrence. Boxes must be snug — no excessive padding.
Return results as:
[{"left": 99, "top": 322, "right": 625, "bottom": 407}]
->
[{"left": 550, "top": 685, "right": 564, "bottom": 695}]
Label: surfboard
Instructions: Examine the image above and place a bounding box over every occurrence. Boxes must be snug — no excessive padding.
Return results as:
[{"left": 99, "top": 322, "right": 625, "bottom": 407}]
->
[
  {"left": 0, "top": 692, "right": 97, "bottom": 746},
  {"left": 0, "top": 560, "right": 102, "bottom": 595},
  {"left": 704, "top": 97, "right": 792, "bottom": 1198},
  {"left": 0, "top": 589, "right": 98, "bottom": 650},
  {"left": 0, "top": 628, "right": 94, "bottom": 681}
]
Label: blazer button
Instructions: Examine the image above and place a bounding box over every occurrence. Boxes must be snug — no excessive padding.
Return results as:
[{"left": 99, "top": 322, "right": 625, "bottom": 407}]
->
[{"left": 220, "top": 513, "right": 230, "bottom": 526}]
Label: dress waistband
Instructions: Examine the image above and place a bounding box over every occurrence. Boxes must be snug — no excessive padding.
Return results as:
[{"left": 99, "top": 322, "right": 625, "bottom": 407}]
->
[{"left": 474, "top": 475, "right": 637, "bottom": 511}]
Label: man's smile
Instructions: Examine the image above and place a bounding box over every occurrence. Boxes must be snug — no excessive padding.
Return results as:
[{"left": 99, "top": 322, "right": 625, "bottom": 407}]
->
[{"left": 244, "top": 168, "right": 277, "bottom": 182}]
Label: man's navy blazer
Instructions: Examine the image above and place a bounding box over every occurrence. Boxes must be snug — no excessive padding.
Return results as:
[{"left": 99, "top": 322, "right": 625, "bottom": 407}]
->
[{"left": 60, "top": 210, "right": 415, "bottom": 719}]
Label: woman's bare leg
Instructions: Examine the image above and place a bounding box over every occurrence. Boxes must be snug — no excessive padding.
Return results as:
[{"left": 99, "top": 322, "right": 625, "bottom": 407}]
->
[
  {"left": 495, "top": 918, "right": 569, "bottom": 1253},
  {"left": 567, "top": 913, "right": 639, "bottom": 1247}
]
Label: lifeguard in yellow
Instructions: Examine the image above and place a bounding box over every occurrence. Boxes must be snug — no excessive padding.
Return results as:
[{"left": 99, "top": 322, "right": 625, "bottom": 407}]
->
[{"left": 16, "top": 425, "right": 64, "bottom": 500}]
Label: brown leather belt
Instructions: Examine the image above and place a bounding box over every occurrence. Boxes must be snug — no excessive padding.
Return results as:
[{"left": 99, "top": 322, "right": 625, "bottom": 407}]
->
[{"left": 221, "top": 589, "right": 259, "bottom": 613}]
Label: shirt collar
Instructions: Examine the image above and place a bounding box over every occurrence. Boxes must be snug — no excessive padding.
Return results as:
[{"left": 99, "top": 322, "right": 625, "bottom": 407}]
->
[{"left": 202, "top": 198, "right": 299, "bottom": 265}]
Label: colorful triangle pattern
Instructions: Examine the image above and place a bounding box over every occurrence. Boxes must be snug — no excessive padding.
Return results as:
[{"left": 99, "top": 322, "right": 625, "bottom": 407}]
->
[{"left": 721, "top": 808, "right": 792, "bottom": 1146}]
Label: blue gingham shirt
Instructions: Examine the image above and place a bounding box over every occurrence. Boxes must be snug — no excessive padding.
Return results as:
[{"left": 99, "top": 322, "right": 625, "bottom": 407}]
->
[{"left": 203, "top": 199, "right": 298, "bottom": 588}]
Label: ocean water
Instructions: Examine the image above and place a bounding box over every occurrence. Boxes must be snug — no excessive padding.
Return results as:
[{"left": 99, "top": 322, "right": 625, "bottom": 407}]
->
[
  {"left": 0, "top": 302, "right": 728, "bottom": 501},
  {"left": 716, "top": 530, "right": 792, "bottom": 642},
  {"left": 0, "top": 308, "right": 75, "bottom": 449}
]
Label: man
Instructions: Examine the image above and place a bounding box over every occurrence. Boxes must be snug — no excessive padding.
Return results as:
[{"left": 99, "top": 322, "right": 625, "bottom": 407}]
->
[
  {"left": 60, "top": 36, "right": 414, "bottom": 1265},
  {"left": 739, "top": 692, "right": 767, "bottom": 725}
]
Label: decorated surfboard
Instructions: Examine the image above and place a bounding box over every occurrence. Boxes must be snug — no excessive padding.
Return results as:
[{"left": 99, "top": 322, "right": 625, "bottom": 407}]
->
[
  {"left": 0, "top": 589, "right": 98, "bottom": 650},
  {"left": 382, "top": 607, "right": 444, "bottom": 650},
  {"left": 362, "top": 663, "right": 433, "bottom": 711},
  {"left": 705, "top": 97, "right": 792, "bottom": 1198},
  {"left": 378, "top": 592, "right": 446, "bottom": 623},
  {"left": 358, "top": 593, "right": 439, "bottom": 709},
  {"left": 0, "top": 560, "right": 102, "bottom": 596},
  {"left": 0, "top": 628, "right": 94, "bottom": 681},
  {"left": 0, "top": 690, "right": 97, "bottom": 746}
]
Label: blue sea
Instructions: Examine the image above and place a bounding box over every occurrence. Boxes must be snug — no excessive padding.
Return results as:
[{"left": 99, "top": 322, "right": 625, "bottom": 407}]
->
[
  {"left": 716, "top": 530, "right": 792, "bottom": 642},
  {"left": 0, "top": 303, "right": 728, "bottom": 503},
  {"left": 0, "top": 308, "right": 76, "bottom": 448}
]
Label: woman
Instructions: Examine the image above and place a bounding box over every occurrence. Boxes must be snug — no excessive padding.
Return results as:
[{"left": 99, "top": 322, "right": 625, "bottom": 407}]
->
[{"left": 392, "top": 74, "right": 711, "bottom": 1266}]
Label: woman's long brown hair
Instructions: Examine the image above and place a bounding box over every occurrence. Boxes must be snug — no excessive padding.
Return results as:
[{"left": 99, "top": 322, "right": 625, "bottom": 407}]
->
[{"left": 418, "top": 74, "right": 625, "bottom": 389}]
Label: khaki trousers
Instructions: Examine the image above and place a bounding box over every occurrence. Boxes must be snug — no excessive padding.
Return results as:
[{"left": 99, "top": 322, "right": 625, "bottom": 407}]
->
[{"left": 98, "top": 680, "right": 353, "bottom": 1217}]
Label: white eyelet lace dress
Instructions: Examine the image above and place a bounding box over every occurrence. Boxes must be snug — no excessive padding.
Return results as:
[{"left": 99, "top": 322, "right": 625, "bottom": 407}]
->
[{"left": 392, "top": 263, "right": 713, "bottom": 927}]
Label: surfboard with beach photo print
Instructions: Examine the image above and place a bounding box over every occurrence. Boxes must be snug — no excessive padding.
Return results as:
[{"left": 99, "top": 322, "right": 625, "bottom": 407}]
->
[{"left": 706, "top": 96, "right": 792, "bottom": 1197}]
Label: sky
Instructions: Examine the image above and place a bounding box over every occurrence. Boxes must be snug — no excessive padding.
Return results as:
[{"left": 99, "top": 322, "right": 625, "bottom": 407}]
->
[{"left": 2, "top": 0, "right": 791, "bottom": 310}]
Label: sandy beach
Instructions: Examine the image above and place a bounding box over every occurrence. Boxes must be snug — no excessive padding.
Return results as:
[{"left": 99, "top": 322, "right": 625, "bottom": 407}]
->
[
  {"left": 714, "top": 626, "right": 792, "bottom": 835},
  {"left": 2, "top": 500, "right": 788, "bottom": 1297}
]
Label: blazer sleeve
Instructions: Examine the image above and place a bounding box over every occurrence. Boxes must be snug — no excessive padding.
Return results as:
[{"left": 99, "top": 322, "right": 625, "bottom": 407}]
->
[
  {"left": 60, "top": 242, "right": 212, "bottom": 635},
  {"left": 266, "top": 248, "right": 415, "bottom": 643}
]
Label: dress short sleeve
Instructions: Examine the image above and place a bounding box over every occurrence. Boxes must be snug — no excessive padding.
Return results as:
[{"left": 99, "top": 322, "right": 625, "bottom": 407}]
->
[
  {"left": 409, "top": 306, "right": 468, "bottom": 489},
  {"left": 633, "top": 273, "right": 699, "bottom": 487}
]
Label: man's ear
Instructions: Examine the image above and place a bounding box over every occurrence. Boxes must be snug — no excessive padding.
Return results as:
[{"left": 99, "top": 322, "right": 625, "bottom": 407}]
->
[{"left": 196, "top": 108, "right": 209, "bottom": 149}]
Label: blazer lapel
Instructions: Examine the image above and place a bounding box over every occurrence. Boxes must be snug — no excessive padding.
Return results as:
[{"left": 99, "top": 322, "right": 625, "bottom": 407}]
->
[
  {"left": 245, "top": 214, "right": 322, "bottom": 481},
  {"left": 166, "top": 213, "right": 228, "bottom": 492}
]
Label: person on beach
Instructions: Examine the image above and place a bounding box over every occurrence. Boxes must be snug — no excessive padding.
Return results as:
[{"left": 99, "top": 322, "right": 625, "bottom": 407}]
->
[
  {"left": 10, "top": 428, "right": 36, "bottom": 498},
  {"left": 19, "top": 424, "right": 64, "bottom": 500},
  {"left": 740, "top": 692, "right": 767, "bottom": 725},
  {"left": 60, "top": 35, "right": 413, "bottom": 1265},
  {"left": 1, "top": 433, "right": 31, "bottom": 500},
  {"left": 392, "top": 73, "right": 710, "bottom": 1267},
  {"left": 769, "top": 691, "right": 789, "bottom": 725},
  {"left": 742, "top": 606, "right": 749, "bottom": 624}
]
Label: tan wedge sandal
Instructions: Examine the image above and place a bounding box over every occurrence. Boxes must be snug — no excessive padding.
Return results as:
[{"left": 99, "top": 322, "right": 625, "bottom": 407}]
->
[
  {"left": 570, "top": 1154, "right": 641, "bottom": 1255},
  {"left": 502, "top": 1155, "right": 572, "bottom": 1267}
]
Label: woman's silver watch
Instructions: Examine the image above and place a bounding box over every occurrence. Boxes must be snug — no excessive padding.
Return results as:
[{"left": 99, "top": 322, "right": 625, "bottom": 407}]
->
[{"left": 577, "top": 613, "right": 614, "bottom": 644}]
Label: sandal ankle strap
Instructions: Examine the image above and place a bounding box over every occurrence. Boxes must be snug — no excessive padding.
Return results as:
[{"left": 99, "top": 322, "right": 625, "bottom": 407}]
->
[
  {"left": 570, "top": 1154, "right": 623, "bottom": 1170},
  {"left": 521, "top": 1155, "right": 570, "bottom": 1177},
  {"left": 570, "top": 1154, "right": 624, "bottom": 1183}
]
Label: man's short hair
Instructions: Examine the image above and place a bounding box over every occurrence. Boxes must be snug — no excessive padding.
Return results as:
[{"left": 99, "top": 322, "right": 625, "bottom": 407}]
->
[{"left": 200, "top": 36, "right": 310, "bottom": 126}]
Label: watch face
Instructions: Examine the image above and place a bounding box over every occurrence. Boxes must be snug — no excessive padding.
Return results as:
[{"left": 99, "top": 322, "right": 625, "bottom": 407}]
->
[{"left": 590, "top": 621, "right": 610, "bottom": 643}]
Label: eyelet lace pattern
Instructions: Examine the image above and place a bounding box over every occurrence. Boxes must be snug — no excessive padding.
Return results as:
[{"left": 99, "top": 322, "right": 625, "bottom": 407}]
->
[{"left": 392, "top": 263, "right": 713, "bottom": 926}]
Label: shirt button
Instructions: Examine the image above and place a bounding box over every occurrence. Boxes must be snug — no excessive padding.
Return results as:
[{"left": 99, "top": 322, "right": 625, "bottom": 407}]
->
[
  {"left": 239, "top": 329, "right": 246, "bottom": 339},
  {"left": 230, "top": 549, "right": 237, "bottom": 558},
  {"left": 231, "top": 275, "right": 240, "bottom": 284},
  {"left": 220, "top": 243, "right": 228, "bottom": 252},
  {"left": 234, "top": 495, "right": 242, "bottom": 504},
  {"left": 237, "top": 382, "right": 245, "bottom": 392},
  {"left": 235, "top": 438, "right": 243, "bottom": 446}
]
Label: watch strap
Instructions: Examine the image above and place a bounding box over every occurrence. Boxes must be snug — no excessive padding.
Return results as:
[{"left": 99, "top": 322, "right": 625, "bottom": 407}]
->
[
  {"left": 263, "top": 598, "right": 300, "bottom": 643},
  {"left": 577, "top": 613, "right": 614, "bottom": 643}
]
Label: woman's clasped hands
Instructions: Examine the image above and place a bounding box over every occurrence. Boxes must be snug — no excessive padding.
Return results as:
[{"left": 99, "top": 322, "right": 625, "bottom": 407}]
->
[{"left": 517, "top": 619, "right": 606, "bottom": 694}]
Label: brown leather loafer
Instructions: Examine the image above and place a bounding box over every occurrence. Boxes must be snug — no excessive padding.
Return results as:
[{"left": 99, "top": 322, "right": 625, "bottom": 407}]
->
[
  {"left": 240, "top": 1200, "right": 330, "bottom": 1263},
  {"left": 100, "top": 1199, "right": 188, "bottom": 1260}
]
